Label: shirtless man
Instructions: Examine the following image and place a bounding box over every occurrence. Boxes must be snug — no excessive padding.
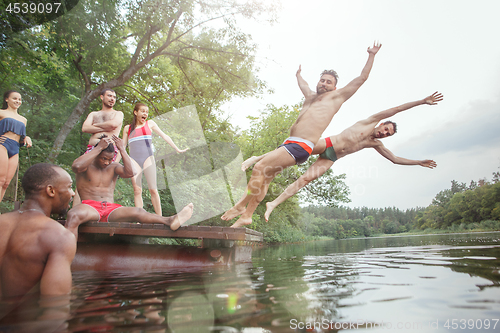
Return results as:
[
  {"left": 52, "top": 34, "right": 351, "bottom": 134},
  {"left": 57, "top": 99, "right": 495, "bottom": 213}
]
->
[
  {"left": 244, "top": 92, "right": 443, "bottom": 221},
  {"left": 65, "top": 135, "right": 193, "bottom": 238},
  {"left": 74, "top": 89, "right": 124, "bottom": 205},
  {"left": 82, "top": 89, "right": 124, "bottom": 148},
  {"left": 222, "top": 42, "right": 382, "bottom": 227},
  {"left": 0, "top": 163, "right": 76, "bottom": 298}
]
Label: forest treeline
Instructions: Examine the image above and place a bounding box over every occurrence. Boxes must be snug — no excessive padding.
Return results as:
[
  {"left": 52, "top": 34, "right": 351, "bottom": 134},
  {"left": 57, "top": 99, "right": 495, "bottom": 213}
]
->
[{"left": 293, "top": 173, "right": 500, "bottom": 242}]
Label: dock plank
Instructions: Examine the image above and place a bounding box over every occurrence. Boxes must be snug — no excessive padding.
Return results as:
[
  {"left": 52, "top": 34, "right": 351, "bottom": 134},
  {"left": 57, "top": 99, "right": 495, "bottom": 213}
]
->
[{"left": 78, "top": 222, "right": 263, "bottom": 242}]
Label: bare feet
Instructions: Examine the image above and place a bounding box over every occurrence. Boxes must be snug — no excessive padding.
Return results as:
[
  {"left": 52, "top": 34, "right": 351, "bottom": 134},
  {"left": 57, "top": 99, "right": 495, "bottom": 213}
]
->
[
  {"left": 264, "top": 201, "right": 277, "bottom": 222},
  {"left": 241, "top": 155, "right": 261, "bottom": 171},
  {"left": 221, "top": 205, "right": 245, "bottom": 221},
  {"left": 169, "top": 203, "right": 194, "bottom": 230},
  {"left": 230, "top": 217, "right": 252, "bottom": 228}
]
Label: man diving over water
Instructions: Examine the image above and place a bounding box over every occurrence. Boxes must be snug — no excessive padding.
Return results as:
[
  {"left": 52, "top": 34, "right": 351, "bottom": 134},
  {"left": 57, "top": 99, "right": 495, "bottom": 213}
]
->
[
  {"left": 243, "top": 92, "right": 443, "bottom": 221},
  {"left": 222, "top": 42, "right": 382, "bottom": 227}
]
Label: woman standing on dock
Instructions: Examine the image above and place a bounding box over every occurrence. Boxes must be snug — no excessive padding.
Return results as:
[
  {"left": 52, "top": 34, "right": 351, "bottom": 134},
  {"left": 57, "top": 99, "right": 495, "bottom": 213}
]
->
[
  {"left": 0, "top": 90, "right": 32, "bottom": 204},
  {"left": 123, "top": 103, "right": 188, "bottom": 216}
]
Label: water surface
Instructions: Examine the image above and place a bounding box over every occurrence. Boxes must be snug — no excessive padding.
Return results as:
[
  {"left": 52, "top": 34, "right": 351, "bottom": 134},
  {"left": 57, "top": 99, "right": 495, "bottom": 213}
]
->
[{"left": 1, "top": 232, "right": 499, "bottom": 332}]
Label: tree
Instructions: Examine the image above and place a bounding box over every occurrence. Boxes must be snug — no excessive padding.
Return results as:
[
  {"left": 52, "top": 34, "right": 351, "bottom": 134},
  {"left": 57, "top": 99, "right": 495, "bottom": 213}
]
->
[
  {"left": 431, "top": 180, "right": 466, "bottom": 207},
  {"left": 19, "top": 0, "right": 278, "bottom": 161},
  {"left": 492, "top": 166, "right": 500, "bottom": 184}
]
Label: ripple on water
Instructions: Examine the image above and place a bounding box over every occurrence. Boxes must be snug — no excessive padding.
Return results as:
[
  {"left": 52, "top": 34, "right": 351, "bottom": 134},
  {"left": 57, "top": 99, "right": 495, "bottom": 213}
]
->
[{"left": 2, "top": 233, "right": 499, "bottom": 332}]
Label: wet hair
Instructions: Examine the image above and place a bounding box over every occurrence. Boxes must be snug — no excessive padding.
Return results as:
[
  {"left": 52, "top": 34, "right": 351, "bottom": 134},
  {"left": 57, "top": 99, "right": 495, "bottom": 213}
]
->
[
  {"left": 129, "top": 102, "right": 148, "bottom": 134},
  {"left": 94, "top": 134, "right": 115, "bottom": 153},
  {"left": 22, "top": 163, "right": 61, "bottom": 198},
  {"left": 2, "top": 90, "right": 20, "bottom": 109},
  {"left": 383, "top": 121, "right": 397, "bottom": 134},
  {"left": 320, "top": 70, "right": 339, "bottom": 84},
  {"left": 101, "top": 88, "right": 116, "bottom": 96}
]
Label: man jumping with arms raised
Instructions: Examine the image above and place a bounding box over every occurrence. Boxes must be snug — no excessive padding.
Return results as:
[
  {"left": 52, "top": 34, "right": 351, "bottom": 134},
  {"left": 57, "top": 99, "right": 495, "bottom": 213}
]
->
[
  {"left": 222, "top": 42, "right": 382, "bottom": 227},
  {"left": 245, "top": 92, "right": 443, "bottom": 221},
  {"left": 65, "top": 135, "right": 193, "bottom": 238}
]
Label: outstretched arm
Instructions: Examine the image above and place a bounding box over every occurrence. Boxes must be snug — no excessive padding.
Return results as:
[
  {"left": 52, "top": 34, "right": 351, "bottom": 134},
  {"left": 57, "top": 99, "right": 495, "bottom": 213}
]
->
[
  {"left": 337, "top": 42, "right": 382, "bottom": 101},
  {"left": 374, "top": 143, "right": 437, "bottom": 169},
  {"left": 150, "top": 120, "right": 188, "bottom": 153},
  {"left": 296, "top": 65, "right": 314, "bottom": 98},
  {"left": 364, "top": 92, "right": 443, "bottom": 124}
]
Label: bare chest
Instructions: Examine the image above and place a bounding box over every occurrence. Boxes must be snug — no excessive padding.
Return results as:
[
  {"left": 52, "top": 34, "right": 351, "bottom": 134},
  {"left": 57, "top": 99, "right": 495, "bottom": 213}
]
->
[
  {"left": 335, "top": 131, "right": 374, "bottom": 155},
  {"left": 93, "top": 111, "right": 115, "bottom": 123}
]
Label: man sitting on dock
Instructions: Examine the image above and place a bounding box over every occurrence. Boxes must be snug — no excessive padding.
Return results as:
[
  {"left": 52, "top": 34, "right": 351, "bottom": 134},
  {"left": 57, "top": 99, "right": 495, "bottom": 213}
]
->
[
  {"left": 65, "top": 135, "right": 193, "bottom": 238},
  {"left": 0, "top": 163, "right": 76, "bottom": 298}
]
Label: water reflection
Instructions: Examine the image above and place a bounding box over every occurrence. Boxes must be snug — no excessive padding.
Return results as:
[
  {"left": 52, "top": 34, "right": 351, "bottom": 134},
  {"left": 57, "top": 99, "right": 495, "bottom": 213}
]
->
[{"left": 0, "top": 232, "right": 499, "bottom": 332}]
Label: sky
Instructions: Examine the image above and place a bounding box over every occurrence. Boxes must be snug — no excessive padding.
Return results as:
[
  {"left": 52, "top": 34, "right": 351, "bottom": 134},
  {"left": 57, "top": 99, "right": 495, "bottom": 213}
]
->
[{"left": 221, "top": 0, "right": 500, "bottom": 210}]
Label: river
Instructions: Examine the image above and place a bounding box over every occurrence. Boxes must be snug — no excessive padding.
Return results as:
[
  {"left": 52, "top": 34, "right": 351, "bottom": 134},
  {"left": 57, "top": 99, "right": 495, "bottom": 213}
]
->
[{"left": 1, "top": 232, "right": 499, "bottom": 332}]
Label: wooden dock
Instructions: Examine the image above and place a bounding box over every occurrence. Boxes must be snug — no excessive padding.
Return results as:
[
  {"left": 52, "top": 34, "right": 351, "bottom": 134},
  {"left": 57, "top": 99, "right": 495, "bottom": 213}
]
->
[
  {"left": 78, "top": 222, "right": 263, "bottom": 243},
  {"left": 73, "top": 223, "right": 263, "bottom": 270}
]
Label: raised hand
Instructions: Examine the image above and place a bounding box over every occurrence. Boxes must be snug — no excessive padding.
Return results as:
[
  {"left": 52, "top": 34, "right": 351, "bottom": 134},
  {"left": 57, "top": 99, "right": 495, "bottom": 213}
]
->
[
  {"left": 420, "top": 159, "right": 437, "bottom": 169},
  {"left": 96, "top": 136, "right": 113, "bottom": 150},
  {"left": 111, "top": 134, "right": 126, "bottom": 151},
  {"left": 424, "top": 92, "right": 444, "bottom": 105},
  {"left": 367, "top": 41, "right": 382, "bottom": 55},
  {"left": 296, "top": 65, "right": 302, "bottom": 76}
]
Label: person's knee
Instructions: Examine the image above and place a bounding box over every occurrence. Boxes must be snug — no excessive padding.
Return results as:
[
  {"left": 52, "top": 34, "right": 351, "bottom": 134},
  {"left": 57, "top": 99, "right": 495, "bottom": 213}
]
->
[
  {"left": 130, "top": 207, "right": 148, "bottom": 218},
  {"left": 0, "top": 176, "right": 9, "bottom": 190},
  {"left": 149, "top": 188, "right": 159, "bottom": 196},
  {"left": 253, "top": 160, "right": 266, "bottom": 176},
  {"left": 300, "top": 174, "right": 315, "bottom": 186},
  {"left": 66, "top": 209, "right": 86, "bottom": 229},
  {"left": 133, "top": 185, "right": 142, "bottom": 196}
]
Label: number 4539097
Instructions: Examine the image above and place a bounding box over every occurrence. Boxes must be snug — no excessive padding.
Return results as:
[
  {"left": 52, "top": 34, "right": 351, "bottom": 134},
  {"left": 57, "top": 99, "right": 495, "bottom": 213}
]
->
[
  {"left": 444, "top": 319, "right": 498, "bottom": 330},
  {"left": 5, "top": 2, "right": 61, "bottom": 14}
]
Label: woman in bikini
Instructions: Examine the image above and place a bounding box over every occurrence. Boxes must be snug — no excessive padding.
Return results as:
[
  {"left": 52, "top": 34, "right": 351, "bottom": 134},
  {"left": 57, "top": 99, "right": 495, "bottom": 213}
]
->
[
  {"left": 0, "top": 90, "right": 32, "bottom": 203},
  {"left": 122, "top": 103, "right": 188, "bottom": 216}
]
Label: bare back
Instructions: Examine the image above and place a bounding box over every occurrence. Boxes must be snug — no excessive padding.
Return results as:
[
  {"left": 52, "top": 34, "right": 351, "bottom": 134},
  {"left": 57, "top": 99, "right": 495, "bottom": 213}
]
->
[
  {"left": 88, "top": 110, "right": 123, "bottom": 146},
  {"left": 0, "top": 213, "right": 74, "bottom": 298},
  {"left": 290, "top": 90, "right": 346, "bottom": 144},
  {"left": 75, "top": 163, "right": 120, "bottom": 202}
]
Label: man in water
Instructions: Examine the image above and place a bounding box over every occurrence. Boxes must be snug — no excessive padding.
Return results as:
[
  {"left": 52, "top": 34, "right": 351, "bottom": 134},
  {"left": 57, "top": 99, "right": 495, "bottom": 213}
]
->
[
  {"left": 243, "top": 92, "right": 443, "bottom": 221},
  {"left": 0, "top": 163, "right": 76, "bottom": 298},
  {"left": 65, "top": 135, "right": 194, "bottom": 238},
  {"left": 222, "top": 42, "right": 382, "bottom": 227}
]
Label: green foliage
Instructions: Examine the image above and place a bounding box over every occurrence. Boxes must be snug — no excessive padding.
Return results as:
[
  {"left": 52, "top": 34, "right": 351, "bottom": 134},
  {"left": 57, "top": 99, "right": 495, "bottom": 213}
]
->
[
  {"left": 415, "top": 179, "right": 500, "bottom": 230},
  {"left": 298, "top": 205, "right": 422, "bottom": 239},
  {"left": 1, "top": 0, "right": 277, "bottom": 213},
  {"left": 1, "top": 0, "right": 278, "bottom": 163},
  {"left": 293, "top": 156, "right": 351, "bottom": 207}
]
